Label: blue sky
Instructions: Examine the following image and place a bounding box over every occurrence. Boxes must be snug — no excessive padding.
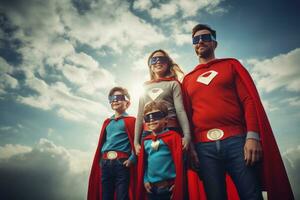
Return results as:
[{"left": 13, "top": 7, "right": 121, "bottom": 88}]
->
[{"left": 0, "top": 0, "right": 299, "bottom": 199}]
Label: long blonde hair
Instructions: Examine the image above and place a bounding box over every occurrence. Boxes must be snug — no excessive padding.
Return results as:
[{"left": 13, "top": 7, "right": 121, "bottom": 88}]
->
[{"left": 147, "top": 49, "right": 184, "bottom": 81}]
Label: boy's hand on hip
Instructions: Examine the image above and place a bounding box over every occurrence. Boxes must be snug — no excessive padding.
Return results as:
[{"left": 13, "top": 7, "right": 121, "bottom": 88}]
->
[
  {"left": 144, "top": 182, "right": 152, "bottom": 193},
  {"left": 244, "top": 138, "right": 262, "bottom": 166},
  {"left": 135, "top": 144, "right": 141, "bottom": 155},
  {"left": 123, "top": 159, "right": 132, "bottom": 167}
]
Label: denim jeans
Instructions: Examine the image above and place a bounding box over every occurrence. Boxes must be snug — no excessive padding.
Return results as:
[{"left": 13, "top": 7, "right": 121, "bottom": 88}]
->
[
  {"left": 147, "top": 185, "right": 172, "bottom": 200},
  {"left": 100, "top": 158, "right": 130, "bottom": 200},
  {"left": 195, "top": 135, "right": 263, "bottom": 200}
]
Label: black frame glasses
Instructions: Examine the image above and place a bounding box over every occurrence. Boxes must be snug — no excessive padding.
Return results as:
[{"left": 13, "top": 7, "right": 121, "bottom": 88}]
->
[{"left": 192, "top": 34, "right": 216, "bottom": 44}]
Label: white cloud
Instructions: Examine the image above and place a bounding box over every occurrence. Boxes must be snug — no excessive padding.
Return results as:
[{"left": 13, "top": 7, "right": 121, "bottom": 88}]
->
[
  {"left": 0, "top": 74, "right": 18, "bottom": 89},
  {"left": 0, "top": 144, "right": 32, "bottom": 159},
  {"left": 282, "top": 145, "right": 300, "bottom": 199},
  {"left": 248, "top": 48, "right": 300, "bottom": 93},
  {"left": 133, "top": 0, "right": 153, "bottom": 11},
  {"left": 282, "top": 97, "right": 300, "bottom": 107},
  {"left": 136, "top": 0, "right": 225, "bottom": 20},
  {"left": 0, "top": 138, "right": 92, "bottom": 199},
  {"left": 150, "top": 3, "right": 179, "bottom": 19},
  {"left": 0, "top": 57, "right": 14, "bottom": 73},
  {"left": 17, "top": 78, "right": 110, "bottom": 124}
]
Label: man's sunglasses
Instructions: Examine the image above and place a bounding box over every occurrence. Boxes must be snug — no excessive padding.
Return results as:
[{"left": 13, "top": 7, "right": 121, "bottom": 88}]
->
[
  {"left": 108, "top": 95, "right": 128, "bottom": 103},
  {"left": 144, "top": 111, "right": 167, "bottom": 123},
  {"left": 192, "top": 34, "right": 216, "bottom": 44},
  {"left": 149, "top": 56, "right": 169, "bottom": 66}
]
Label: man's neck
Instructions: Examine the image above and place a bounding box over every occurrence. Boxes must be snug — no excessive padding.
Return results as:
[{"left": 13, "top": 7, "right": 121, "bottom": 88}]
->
[{"left": 199, "top": 54, "right": 216, "bottom": 64}]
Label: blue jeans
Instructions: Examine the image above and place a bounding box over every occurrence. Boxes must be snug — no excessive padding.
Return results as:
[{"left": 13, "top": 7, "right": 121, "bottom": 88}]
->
[
  {"left": 195, "top": 135, "right": 263, "bottom": 200},
  {"left": 100, "top": 158, "right": 130, "bottom": 200},
  {"left": 147, "top": 185, "right": 172, "bottom": 200}
]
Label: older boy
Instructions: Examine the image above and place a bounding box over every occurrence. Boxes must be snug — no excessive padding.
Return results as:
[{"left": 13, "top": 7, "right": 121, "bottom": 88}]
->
[
  {"left": 88, "top": 87, "right": 136, "bottom": 200},
  {"left": 137, "top": 101, "right": 184, "bottom": 200}
]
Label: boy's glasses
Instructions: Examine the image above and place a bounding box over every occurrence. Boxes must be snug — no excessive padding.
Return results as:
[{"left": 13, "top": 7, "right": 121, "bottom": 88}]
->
[
  {"left": 108, "top": 95, "right": 127, "bottom": 103},
  {"left": 144, "top": 111, "right": 167, "bottom": 123},
  {"left": 149, "top": 56, "right": 169, "bottom": 65},
  {"left": 192, "top": 34, "right": 216, "bottom": 44}
]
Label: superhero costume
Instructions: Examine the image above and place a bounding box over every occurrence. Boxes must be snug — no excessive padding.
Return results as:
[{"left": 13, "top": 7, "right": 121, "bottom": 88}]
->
[
  {"left": 87, "top": 116, "right": 136, "bottom": 200},
  {"left": 137, "top": 130, "right": 184, "bottom": 200},
  {"left": 182, "top": 58, "right": 294, "bottom": 200}
]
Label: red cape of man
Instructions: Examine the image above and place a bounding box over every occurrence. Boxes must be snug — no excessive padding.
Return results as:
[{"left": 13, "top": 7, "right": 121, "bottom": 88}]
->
[
  {"left": 136, "top": 130, "right": 184, "bottom": 200},
  {"left": 182, "top": 58, "right": 294, "bottom": 200},
  {"left": 87, "top": 116, "right": 137, "bottom": 200}
]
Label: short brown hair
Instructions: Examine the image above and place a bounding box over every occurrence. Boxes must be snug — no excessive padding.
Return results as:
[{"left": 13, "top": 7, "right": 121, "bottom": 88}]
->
[
  {"left": 143, "top": 101, "right": 168, "bottom": 116},
  {"left": 108, "top": 87, "right": 130, "bottom": 100},
  {"left": 192, "top": 24, "right": 216, "bottom": 39}
]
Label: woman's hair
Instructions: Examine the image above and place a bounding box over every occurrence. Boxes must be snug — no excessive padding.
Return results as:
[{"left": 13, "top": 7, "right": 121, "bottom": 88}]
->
[{"left": 147, "top": 49, "right": 184, "bottom": 81}]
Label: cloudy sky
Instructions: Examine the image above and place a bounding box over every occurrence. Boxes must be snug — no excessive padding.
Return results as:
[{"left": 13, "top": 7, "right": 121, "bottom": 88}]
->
[{"left": 0, "top": 0, "right": 299, "bottom": 199}]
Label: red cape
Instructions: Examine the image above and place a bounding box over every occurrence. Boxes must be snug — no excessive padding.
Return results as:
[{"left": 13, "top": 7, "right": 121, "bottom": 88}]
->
[
  {"left": 182, "top": 58, "right": 294, "bottom": 200},
  {"left": 136, "top": 130, "right": 184, "bottom": 200},
  {"left": 87, "top": 116, "right": 137, "bottom": 200}
]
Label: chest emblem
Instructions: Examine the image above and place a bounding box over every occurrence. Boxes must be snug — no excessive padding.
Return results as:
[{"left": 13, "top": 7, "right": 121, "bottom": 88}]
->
[
  {"left": 197, "top": 70, "right": 218, "bottom": 85},
  {"left": 148, "top": 88, "right": 163, "bottom": 100},
  {"left": 151, "top": 140, "right": 160, "bottom": 151}
]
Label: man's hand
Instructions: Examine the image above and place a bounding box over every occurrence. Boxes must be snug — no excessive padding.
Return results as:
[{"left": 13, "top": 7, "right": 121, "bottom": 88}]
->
[
  {"left": 182, "top": 136, "right": 191, "bottom": 151},
  {"left": 144, "top": 182, "right": 152, "bottom": 193},
  {"left": 123, "top": 159, "right": 132, "bottom": 167},
  {"left": 244, "top": 138, "right": 262, "bottom": 166},
  {"left": 135, "top": 144, "right": 141, "bottom": 156}
]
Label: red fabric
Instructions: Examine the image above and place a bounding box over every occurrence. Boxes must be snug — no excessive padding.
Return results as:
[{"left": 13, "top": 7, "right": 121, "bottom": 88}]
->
[
  {"left": 182, "top": 59, "right": 259, "bottom": 135},
  {"left": 182, "top": 58, "right": 294, "bottom": 200},
  {"left": 144, "top": 77, "right": 177, "bottom": 85},
  {"left": 136, "top": 130, "right": 184, "bottom": 200},
  {"left": 87, "top": 116, "right": 137, "bottom": 200}
]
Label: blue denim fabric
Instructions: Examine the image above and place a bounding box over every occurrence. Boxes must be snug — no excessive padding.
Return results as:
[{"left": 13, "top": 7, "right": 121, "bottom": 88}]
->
[
  {"left": 100, "top": 158, "right": 130, "bottom": 200},
  {"left": 195, "top": 135, "right": 263, "bottom": 200},
  {"left": 147, "top": 185, "right": 172, "bottom": 200}
]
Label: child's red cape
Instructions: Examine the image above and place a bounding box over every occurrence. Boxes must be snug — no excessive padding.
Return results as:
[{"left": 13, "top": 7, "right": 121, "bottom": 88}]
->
[
  {"left": 183, "top": 58, "right": 294, "bottom": 200},
  {"left": 87, "top": 116, "right": 137, "bottom": 200},
  {"left": 136, "top": 130, "right": 184, "bottom": 200}
]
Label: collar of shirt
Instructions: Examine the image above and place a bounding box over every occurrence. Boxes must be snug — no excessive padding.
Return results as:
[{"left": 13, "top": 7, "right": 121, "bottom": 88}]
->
[{"left": 110, "top": 112, "right": 128, "bottom": 121}]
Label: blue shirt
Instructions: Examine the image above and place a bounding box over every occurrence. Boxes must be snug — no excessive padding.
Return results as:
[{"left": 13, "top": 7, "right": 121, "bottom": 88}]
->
[
  {"left": 143, "top": 129, "right": 176, "bottom": 183},
  {"left": 101, "top": 113, "right": 136, "bottom": 162}
]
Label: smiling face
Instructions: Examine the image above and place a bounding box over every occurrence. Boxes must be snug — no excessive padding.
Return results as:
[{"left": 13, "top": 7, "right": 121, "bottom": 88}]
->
[
  {"left": 150, "top": 51, "right": 169, "bottom": 79},
  {"left": 193, "top": 29, "right": 217, "bottom": 58},
  {"left": 144, "top": 109, "right": 167, "bottom": 133},
  {"left": 110, "top": 90, "right": 129, "bottom": 113}
]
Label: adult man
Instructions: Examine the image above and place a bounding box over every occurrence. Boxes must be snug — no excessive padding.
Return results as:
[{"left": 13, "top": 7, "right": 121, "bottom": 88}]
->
[{"left": 182, "top": 24, "right": 294, "bottom": 200}]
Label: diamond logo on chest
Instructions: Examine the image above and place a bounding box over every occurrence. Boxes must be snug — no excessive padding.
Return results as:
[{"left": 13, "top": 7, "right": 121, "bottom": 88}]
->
[
  {"left": 148, "top": 88, "right": 163, "bottom": 100},
  {"left": 197, "top": 70, "right": 218, "bottom": 85}
]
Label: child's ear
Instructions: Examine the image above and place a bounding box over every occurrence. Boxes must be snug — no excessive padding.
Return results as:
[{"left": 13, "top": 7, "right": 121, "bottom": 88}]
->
[{"left": 126, "top": 101, "right": 131, "bottom": 108}]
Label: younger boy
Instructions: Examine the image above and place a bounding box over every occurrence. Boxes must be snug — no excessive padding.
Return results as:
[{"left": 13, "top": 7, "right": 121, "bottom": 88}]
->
[
  {"left": 137, "top": 101, "right": 184, "bottom": 200},
  {"left": 88, "top": 87, "right": 136, "bottom": 200}
]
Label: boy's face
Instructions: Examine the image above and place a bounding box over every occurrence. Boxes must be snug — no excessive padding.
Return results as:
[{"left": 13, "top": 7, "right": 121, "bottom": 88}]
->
[
  {"left": 110, "top": 91, "right": 129, "bottom": 112},
  {"left": 144, "top": 109, "right": 167, "bottom": 133}
]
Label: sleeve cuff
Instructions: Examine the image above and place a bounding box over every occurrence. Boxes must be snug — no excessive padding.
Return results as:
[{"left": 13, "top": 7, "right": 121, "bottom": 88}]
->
[{"left": 246, "top": 131, "right": 260, "bottom": 141}]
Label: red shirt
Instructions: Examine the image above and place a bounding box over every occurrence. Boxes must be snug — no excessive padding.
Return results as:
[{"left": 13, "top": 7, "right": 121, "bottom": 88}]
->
[{"left": 182, "top": 59, "right": 259, "bottom": 135}]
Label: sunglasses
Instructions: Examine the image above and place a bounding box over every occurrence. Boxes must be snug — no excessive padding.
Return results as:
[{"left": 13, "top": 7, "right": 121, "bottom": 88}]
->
[
  {"left": 149, "top": 56, "right": 169, "bottom": 66},
  {"left": 108, "top": 95, "right": 127, "bottom": 103},
  {"left": 144, "top": 111, "right": 167, "bottom": 123},
  {"left": 192, "top": 34, "right": 216, "bottom": 44}
]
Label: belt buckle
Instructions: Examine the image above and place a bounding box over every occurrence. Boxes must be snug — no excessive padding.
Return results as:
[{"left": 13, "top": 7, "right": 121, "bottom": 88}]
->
[
  {"left": 207, "top": 129, "right": 224, "bottom": 141},
  {"left": 107, "top": 151, "right": 117, "bottom": 159}
]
